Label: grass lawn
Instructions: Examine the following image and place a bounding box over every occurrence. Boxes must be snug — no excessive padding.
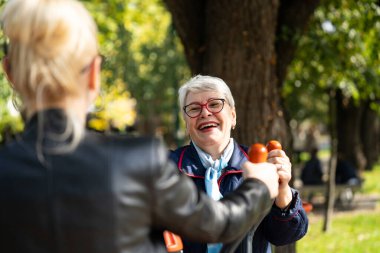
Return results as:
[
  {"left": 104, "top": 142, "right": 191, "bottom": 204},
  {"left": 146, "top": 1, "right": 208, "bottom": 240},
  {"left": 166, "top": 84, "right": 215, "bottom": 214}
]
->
[
  {"left": 296, "top": 164, "right": 380, "bottom": 253},
  {"left": 297, "top": 206, "right": 380, "bottom": 253},
  {"left": 361, "top": 164, "right": 380, "bottom": 194}
]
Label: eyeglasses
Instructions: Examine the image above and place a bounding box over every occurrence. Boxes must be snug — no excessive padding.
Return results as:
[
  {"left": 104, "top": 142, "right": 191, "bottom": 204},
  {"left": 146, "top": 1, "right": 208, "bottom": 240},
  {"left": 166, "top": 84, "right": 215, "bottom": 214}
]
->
[{"left": 183, "top": 98, "right": 225, "bottom": 118}]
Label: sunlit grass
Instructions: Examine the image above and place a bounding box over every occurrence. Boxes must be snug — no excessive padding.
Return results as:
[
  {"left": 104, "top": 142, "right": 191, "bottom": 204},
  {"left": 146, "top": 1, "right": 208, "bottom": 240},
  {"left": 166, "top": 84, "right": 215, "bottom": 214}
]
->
[
  {"left": 297, "top": 163, "right": 380, "bottom": 253},
  {"left": 361, "top": 163, "right": 380, "bottom": 194},
  {"left": 297, "top": 206, "right": 380, "bottom": 253}
]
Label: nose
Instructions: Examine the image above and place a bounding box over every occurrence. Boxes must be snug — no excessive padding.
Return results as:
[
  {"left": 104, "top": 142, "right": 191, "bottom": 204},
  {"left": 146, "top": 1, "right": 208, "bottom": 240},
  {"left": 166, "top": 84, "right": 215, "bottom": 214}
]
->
[{"left": 200, "top": 105, "right": 212, "bottom": 117}]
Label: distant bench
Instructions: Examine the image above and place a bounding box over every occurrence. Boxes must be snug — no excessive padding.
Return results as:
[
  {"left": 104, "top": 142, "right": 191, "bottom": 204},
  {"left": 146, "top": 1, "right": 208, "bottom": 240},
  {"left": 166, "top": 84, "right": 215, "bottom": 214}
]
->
[{"left": 297, "top": 183, "right": 362, "bottom": 207}]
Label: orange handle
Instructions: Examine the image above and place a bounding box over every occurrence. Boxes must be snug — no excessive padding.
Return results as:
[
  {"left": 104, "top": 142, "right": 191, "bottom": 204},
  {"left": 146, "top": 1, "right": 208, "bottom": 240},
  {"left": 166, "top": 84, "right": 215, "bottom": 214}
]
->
[
  {"left": 266, "top": 140, "right": 282, "bottom": 152},
  {"left": 163, "top": 230, "right": 183, "bottom": 252},
  {"left": 265, "top": 140, "right": 314, "bottom": 213},
  {"left": 248, "top": 143, "right": 268, "bottom": 163},
  {"left": 248, "top": 140, "right": 282, "bottom": 163},
  {"left": 302, "top": 201, "right": 313, "bottom": 213}
]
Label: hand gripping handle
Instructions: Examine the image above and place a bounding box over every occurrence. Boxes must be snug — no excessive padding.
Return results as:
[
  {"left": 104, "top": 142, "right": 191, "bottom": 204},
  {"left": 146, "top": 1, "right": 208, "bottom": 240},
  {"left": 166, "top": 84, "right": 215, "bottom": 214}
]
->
[{"left": 220, "top": 140, "right": 282, "bottom": 253}]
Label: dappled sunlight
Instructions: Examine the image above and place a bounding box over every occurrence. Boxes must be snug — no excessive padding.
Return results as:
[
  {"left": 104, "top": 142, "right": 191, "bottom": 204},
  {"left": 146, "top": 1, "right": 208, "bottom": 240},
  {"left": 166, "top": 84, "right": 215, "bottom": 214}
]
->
[{"left": 88, "top": 81, "right": 137, "bottom": 132}]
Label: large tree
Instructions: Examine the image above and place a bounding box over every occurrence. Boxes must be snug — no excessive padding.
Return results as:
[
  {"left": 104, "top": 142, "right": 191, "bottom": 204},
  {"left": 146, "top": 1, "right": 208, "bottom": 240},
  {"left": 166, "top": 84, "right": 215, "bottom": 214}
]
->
[
  {"left": 163, "top": 1, "right": 320, "bottom": 252},
  {"left": 163, "top": 0, "right": 320, "bottom": 152}
]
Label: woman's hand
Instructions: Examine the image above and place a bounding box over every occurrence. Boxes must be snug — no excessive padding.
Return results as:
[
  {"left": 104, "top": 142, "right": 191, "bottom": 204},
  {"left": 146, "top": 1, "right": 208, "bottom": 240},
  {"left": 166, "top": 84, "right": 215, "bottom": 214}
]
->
[
  {"left": 242, "top": 161, "right": 279, "bottom": 199},
  {"left": 267, "top": 149, "right": 293, "bottom": 209}
]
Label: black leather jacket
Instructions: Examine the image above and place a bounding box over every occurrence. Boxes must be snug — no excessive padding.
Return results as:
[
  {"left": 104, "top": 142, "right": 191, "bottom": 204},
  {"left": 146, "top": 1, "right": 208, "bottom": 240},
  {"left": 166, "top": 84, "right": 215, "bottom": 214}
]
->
[{"left": 0, "top": 109, "right": 273, "bottom": 253}]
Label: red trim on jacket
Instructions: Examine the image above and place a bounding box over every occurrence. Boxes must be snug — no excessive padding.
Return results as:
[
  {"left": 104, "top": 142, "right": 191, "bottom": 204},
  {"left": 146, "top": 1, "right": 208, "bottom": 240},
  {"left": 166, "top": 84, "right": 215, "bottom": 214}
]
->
[
  {"left": 177, "top": 146, "right": 244, "bottom": 184},
  {"left": 177, "top": 147, "right": 205, "bottom": 179}
]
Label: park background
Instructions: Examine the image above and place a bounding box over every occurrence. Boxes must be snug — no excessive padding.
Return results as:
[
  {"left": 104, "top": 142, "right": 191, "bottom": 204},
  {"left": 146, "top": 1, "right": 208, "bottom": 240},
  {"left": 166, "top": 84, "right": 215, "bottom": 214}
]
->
[{"left": 0, "top": 0, "right": 379, "bottom": 252}]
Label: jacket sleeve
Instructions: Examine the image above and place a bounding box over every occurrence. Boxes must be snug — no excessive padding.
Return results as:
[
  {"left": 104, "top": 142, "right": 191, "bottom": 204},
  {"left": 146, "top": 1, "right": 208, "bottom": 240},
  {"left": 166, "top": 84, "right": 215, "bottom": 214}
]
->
[
  {"left": 151, "top": 139, "right": 274, "bottom": 244},
  {"left": 259, "top": 189, "right": 309, "bottom": 246}
]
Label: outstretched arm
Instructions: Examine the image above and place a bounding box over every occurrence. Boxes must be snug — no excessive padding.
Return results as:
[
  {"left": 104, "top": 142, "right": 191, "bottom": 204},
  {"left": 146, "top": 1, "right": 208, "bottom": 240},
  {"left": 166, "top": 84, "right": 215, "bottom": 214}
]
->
[{"left": 153, "top": 141, "right": 278, "bottom": 243}]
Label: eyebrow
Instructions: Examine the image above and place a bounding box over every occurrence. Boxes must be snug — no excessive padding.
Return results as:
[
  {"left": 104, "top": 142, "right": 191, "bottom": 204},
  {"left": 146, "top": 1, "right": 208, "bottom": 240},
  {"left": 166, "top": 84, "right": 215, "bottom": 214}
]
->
[{"left": 185, "top": 97, "right": 222, "bottom": 105}]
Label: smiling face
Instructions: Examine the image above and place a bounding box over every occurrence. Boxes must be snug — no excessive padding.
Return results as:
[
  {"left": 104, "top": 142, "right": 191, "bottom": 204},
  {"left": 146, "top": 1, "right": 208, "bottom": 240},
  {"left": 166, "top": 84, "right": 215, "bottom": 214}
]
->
[{"left": 184, "top": 90, "right": 236, "bottom": 156}]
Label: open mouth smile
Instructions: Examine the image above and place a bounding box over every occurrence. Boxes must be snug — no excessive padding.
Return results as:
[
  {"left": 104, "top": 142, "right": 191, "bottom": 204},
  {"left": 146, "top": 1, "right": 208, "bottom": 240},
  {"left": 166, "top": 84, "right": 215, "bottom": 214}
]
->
[{"left": 198, "top": 122, "right": 219, "bottom": 130}]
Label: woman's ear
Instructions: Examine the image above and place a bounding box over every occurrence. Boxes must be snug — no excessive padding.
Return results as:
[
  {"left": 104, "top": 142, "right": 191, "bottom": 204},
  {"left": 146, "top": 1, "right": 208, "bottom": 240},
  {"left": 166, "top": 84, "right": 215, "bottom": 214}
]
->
[
  {"left": 231, "top": 108, "right": 237, "bottom": 129},
  {"left": 88, "top": 55, "right": 102, "bottom": 101}
]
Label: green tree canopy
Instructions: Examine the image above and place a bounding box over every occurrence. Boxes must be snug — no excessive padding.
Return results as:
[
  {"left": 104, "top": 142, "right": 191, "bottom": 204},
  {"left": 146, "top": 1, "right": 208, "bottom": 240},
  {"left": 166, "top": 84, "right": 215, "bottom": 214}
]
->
[
  {"left": 85, "top": 0, "right": 190, "bottom": 143},
  {"left": 0, "top": 0, "right": 190, "bottom": 145},
  {"left": 285, "top": 0, "right": 380, "bottom": 124},
  {"left": 284, "top": 0, "right": 380, "bottom": 170}
]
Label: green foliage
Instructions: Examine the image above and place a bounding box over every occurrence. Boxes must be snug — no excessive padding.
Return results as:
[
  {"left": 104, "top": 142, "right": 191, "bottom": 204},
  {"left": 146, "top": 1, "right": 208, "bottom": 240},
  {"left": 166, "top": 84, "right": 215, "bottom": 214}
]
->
[
  {"left": 0, "top": 0, "right": 190, "bottom": 142},
  {"left": 83, "top": 0, "right": 139, "bottom": 132},
  {"left": 284, "top": 0, "right": 380, "bottom": 124},
  {"left": 0, "top": 27, "right": 24, "bottom": 143},
  {"left": 84, "top": 0, "right": 190, "bottom": 140},
  {"left": 0, "top": 85, "right": 23, "bottom": 144},
  {"left": 88, "top": 81, "right": 137, "bottom": 132}
]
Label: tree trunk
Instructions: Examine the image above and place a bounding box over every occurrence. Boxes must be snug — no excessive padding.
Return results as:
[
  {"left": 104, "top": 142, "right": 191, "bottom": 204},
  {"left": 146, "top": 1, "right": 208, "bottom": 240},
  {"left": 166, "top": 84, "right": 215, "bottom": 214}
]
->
[
  {"left": 336, "top": 90, "right": 367, "bottom": 172},
  {"left": 361, "top": 101, "right": 380, "bottom": 170},
  {"left": 323, "top": 89, "right": 338, "bottom": 232},
  {"left": 164, "top": 0, "right": 282, "bottom": 146},
  {"left": 164, "top": 0, "right": 318, "bottom": 147}
]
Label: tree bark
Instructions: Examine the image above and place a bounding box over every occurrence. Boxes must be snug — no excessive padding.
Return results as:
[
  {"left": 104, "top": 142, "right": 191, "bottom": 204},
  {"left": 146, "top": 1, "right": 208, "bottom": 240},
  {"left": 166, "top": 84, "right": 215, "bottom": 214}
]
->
[
  {"left": 165, "top": 0, "right": 281, "bottom": 146},
  {"left": 164, "top": 0, "right": 318, "bottom": 147},
  {"left": 323, "top": 89, "right": 338, "bottom": 232},
  {"left": 361, "top": 101, "right": 380, "bottom": 170},
  {"left": 336, "top": 90, "right": 367, "bottom": 172},
  {"left": 165, "top": 0, "right": 312, "bottom": 148}
]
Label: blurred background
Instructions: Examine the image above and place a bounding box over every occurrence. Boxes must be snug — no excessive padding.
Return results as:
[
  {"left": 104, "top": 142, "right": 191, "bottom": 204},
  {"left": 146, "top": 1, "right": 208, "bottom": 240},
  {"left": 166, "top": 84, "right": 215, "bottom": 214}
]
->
[{"left": 0, "top": 0, "right": 379, "bottom": 252}]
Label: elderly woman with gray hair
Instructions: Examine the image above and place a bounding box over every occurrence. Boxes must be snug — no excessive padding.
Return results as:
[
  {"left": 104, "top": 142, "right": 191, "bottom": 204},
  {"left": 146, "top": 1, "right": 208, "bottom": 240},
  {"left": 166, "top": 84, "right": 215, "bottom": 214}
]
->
[{"left": 170, "top": 75, "right": 308, "bottom": 253}]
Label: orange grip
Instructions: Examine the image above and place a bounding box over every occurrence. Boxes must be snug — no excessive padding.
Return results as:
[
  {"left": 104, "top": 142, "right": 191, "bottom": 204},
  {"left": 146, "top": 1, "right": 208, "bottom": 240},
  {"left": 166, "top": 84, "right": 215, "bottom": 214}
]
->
[
  {"left": 266, "top": 140, "right": 282, "bottom": 152},
  {"left": 249, "top": 141, "right": 313, "bottom": 214},
  {"left": 302, "top": 202, "right": 313, "bottom": 213},
  {"left": 248, "top": 143, "right": 268, "bottom": 163},
  {"left": 264, "top": 141, "right": 314, "bottom": 213},
  {"left": 163, "top": 230, "right": 183, "bottom": 252},
  {"left": 248, "top": 140, "right": 282, "bottom": 163}
]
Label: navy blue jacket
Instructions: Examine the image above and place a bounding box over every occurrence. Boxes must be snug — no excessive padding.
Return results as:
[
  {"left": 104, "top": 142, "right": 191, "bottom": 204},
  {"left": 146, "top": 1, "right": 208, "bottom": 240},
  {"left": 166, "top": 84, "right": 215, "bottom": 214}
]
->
[{"left": 170, "top": 141, "right": 308, "bottom": 253}]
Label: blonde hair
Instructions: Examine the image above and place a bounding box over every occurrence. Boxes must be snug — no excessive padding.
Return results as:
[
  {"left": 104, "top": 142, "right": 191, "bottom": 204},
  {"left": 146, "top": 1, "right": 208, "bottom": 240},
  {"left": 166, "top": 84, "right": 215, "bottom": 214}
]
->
[{"left": 1, "top": 0, "right": 99, "bottom": 154}]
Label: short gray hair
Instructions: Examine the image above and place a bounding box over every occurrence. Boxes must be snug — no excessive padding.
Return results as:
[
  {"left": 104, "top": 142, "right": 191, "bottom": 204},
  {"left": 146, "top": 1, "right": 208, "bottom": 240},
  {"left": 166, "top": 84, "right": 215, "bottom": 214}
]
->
[{"left": 178, "top": 75, "right": 235, "bottom": 114}]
